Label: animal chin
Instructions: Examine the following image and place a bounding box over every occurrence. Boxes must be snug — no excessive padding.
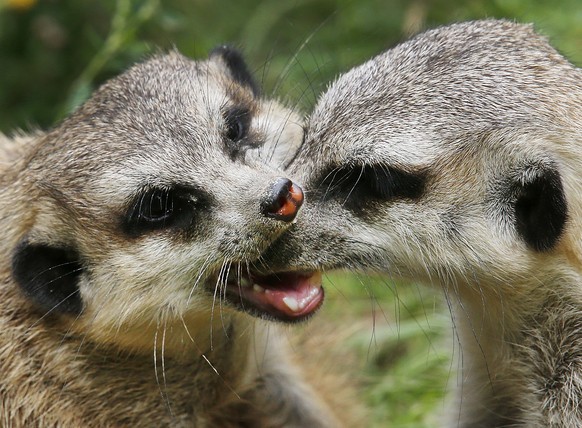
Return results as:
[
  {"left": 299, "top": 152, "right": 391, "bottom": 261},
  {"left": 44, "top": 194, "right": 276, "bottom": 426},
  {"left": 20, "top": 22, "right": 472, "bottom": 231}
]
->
[{"left": 223, "top": 270, "right": 324, "bottom": 322}]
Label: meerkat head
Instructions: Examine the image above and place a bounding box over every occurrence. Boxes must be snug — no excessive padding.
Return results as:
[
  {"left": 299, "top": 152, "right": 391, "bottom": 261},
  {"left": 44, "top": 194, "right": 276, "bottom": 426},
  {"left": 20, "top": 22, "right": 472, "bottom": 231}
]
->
[
  {"left": 261, "top": 20, "right": 582, "bottom": 299},
  {"left": 8, "top": 48, "right": 324, "bottom": 353}
]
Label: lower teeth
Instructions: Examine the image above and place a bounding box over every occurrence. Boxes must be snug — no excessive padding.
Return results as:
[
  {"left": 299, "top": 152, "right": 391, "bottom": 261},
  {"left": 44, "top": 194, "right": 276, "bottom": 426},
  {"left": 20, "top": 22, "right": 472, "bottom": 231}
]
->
[{"left": 282, "top": 296, "right": 300, "bottom": 312}]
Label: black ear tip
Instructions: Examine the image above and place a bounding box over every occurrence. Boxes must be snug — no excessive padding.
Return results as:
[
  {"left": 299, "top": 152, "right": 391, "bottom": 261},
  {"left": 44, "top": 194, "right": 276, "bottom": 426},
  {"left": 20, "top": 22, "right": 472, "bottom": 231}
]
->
[
  {"left": 514, "top": 166, "right": 568, "bottom": 252},
  {"left": 12, "top": 240, "right": 84, "bottom": 315},
  {"left": 209, "top": 45, "right": 259, "bottom": 96},
  {"left": 209, "top": 44, "right": 241, "bottom": 59}
]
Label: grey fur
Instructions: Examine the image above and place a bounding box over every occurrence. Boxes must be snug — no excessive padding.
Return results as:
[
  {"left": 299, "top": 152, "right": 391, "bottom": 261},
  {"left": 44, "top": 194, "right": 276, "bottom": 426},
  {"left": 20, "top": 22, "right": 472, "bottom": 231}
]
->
[{"left": 262, "top": 20, "right": 582, "bottom": 427}]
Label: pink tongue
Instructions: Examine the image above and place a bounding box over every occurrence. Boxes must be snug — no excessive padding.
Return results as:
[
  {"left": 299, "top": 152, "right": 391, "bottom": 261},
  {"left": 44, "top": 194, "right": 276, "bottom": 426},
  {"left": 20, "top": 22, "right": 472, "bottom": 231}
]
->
[{"left": 248, "top": 272, "right": 324, "bottom": 319}]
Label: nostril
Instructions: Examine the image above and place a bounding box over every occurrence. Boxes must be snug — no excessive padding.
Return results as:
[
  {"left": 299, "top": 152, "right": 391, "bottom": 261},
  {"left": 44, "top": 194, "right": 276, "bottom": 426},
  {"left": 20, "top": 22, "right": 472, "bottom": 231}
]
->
[{"left": 261, "top": 177, "right": 304, "bottom": 222}]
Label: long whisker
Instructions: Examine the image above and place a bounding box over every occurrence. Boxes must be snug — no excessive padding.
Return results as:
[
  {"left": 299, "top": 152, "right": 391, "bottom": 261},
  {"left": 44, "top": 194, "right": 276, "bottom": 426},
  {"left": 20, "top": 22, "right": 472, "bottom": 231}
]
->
[
  {"left": 178, "top": 314, "right": 241, "bottom": 400},
  {"left": 219, "top": 260, "right": 232, "bottom": 337},
  {"left": 153, "top": 322, "right": 163, "bottom": 401},
  {"left": 161, "top": 315, "right": 173, "bottom": 416},
  {"left": 209, "top": 259, "right": 228, "bottom": 351},
  {"left": 187, "top": 252, "right": 215, "bottom": 306},
  {"left": 342, "top": 163, "right": 366, "bottom": 206}
]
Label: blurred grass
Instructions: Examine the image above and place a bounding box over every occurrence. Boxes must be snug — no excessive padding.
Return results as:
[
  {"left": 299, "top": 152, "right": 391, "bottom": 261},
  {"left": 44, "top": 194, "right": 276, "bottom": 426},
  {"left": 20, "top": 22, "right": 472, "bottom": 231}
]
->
[
  {"left": 1, "top": 1, "right": 580, "bottom": 426},
  {"left": 1, "top": 0, "right": 580, "bottom": 132},
  {"left": 321, "top": 273, "right": 452, "bottom": 427}
]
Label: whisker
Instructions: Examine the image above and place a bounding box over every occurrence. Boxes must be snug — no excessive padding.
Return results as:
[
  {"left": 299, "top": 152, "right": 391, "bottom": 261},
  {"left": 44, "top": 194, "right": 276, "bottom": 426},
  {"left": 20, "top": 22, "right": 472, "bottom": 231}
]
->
[
  {"left": 178, "top": 314, "right": 241, "bottom": 400},
  {"left": 26, "top": 266, "right": 85, "bottom": 330},
  {"left": 219, "top": 260, "right": 232, "bottom": 337},
  {"left": 153, "top": 322, "right": 162, "bottom": 397},
  {"left": 342, "top": 163, "right": 366, "bottom": 207},
  {"left": 186, "top": 252, "right": 215, "bottom": 306},
  {"left": 209, "top": 259, "right": 228, "bottom": 350},
  {"left": 26, "top": 260, "right": 81, "bottom": 288},
  {"left": 161, "top": 315, "right": 173, "bottom": 416},
  {"left": 271, "top": 16, "right": 331, "bottom": 98}
]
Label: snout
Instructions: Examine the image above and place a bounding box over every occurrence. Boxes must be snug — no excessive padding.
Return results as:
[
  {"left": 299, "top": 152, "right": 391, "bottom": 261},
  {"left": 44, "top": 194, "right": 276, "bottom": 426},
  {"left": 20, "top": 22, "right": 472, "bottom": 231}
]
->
[{"left": 261, "top": 177, "right": 304, "bottom": 222}]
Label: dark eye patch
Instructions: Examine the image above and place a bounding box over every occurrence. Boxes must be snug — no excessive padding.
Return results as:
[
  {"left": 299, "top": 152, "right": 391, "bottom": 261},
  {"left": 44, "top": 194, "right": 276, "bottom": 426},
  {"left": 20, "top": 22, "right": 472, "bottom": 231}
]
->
[
  {"left": 312, "top": 163, "right": 427, "bottom": 211},
  {"left": 224, "top": 106, "right": 251, "bottom": 143},
  {"left": 122, "top": 185, "right": 209, "bottom": 237}
]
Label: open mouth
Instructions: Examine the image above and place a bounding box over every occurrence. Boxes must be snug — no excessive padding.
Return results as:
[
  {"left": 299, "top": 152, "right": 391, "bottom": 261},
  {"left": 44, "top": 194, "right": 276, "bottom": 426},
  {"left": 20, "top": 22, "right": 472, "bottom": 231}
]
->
[{"left": 222, "top": 269, "right": 324, "bottom": 322}]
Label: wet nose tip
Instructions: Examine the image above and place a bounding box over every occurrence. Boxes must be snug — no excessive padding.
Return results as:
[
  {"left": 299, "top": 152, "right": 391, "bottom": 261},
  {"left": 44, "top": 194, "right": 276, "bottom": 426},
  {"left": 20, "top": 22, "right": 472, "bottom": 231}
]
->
[{"left": 261, "top": 177, "right": 304, "bottom": 222}]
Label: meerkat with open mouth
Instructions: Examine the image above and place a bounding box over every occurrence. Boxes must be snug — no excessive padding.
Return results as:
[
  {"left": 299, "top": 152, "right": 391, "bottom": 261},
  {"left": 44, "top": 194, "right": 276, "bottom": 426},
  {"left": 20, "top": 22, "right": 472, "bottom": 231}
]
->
[
  {"left": 261, "top": 20, "right": 582, "bottom": 427},
  {"left": 0, "top": 47, "right": 356, "bottom": 427}
]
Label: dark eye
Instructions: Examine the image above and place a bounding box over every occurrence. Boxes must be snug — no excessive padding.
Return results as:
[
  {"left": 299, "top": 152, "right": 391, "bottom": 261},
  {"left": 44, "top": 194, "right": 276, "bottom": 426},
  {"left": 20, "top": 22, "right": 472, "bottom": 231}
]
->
[
  {"left": 313, "top": 163, "right": 427, "bottom": 211},
  {"left": 139, "top": 189, "right": 174, "bottom": 222},
  {"left": 122, "top": 186, "right": 208, "bottom": 236},
  {"left": 224, "top": 107, "right": 250, "bottom": 142},
  {"left": 226, "top": 116, "right": 245, "bottom": 141}
]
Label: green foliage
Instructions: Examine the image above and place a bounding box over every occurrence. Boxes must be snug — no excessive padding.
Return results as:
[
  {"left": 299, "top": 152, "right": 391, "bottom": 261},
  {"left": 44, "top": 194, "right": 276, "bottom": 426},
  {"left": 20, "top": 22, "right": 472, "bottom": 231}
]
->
[
  {"left": 323, "top": 273, "right": 452, "bottom": 427},
  {"left": 1, "top": 0, "right": 580, "bottom": 131},
  {"left": 0, "top": 1, "right": 580, "bottom": 425}
]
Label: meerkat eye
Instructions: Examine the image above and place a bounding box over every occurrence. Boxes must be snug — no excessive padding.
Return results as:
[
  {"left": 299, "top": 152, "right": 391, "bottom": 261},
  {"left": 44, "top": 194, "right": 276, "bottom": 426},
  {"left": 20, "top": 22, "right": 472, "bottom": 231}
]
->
[
  {"left": 313, "top": 163, "right": 427, "bottom": 210},
  {"left": 226, "top": 117, "right": 245, "bottom": 141},
  {"left": 224, "top": 107, "right": 250, "bottom": 142},
  {"left": 122, "top": 186, "right": 208, "bottom": 236},
  {"left": 139, "top": 189, "right": 174, "bottom": 222}
]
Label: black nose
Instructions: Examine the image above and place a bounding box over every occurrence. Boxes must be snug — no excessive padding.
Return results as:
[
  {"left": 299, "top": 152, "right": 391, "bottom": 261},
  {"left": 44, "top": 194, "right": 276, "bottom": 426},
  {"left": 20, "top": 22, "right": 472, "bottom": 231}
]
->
[{"left": 261, "top": 178, "right": 304, "bottom": 222}]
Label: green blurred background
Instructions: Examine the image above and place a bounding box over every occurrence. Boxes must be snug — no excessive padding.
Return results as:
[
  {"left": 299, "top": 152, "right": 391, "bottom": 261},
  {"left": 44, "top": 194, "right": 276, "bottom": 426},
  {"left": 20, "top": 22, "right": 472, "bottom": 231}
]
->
[
  {"left": 1, "top": 0, "right": 580, "bottom": 133},
  {"left": 1, "top": 1, "right": 580, "bottom": 426}
]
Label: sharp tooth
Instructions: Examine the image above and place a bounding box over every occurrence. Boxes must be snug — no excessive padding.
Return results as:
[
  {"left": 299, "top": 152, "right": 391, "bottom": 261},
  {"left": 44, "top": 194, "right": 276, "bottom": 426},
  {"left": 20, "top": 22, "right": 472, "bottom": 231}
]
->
[
  {"left": 282, "top": 296, "right": 300, "bottom": 312},
  {"left": 253, "top": 284, "right": 265, "bottom": 293}
]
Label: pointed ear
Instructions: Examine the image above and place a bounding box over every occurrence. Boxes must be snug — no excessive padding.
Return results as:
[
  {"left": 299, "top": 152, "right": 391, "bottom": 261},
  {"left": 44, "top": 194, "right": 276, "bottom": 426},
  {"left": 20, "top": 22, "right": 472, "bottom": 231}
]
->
[
  {"left": 11, "top": 239, "right": 84, "bottom": 315},
  {"left": 514, "top": 165, "right": 567, "bottom": 251},
  {"left": 210, "top": 45, "right": 259, "bottom": 96}
]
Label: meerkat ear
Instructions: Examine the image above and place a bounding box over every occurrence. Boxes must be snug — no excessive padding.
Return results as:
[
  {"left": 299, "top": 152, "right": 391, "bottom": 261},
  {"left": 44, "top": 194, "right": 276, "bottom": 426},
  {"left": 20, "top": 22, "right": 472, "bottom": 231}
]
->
[
  {"left": 11, "top": 239, "right": 84, "bottom": 315},
  {"left": 210, "top": 45, "right": 260, "bottom": 96},
  {"left": 514, "top": 165, "right": 567, "bottom": 252}
]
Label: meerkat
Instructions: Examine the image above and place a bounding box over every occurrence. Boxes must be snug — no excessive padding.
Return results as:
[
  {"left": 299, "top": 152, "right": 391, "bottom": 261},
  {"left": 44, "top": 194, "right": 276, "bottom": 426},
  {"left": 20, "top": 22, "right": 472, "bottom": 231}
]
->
[
  {"left": 0, "top": 47, "right": 359, "bottom": 427},
  {"left": 259, "top": 20, "right": 582, "bottom": 427}
]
